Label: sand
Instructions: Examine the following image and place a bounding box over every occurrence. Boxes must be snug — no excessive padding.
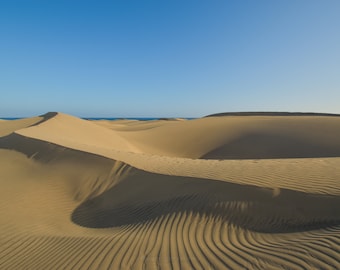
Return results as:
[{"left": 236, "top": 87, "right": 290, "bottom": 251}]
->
[{"left": 0, "top": 112, "right": 339, "bottom": 269}]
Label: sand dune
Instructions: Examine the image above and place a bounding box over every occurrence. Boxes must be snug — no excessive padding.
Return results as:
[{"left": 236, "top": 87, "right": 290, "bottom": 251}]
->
[
  {"left": 0, "top": 114, "right": 45, "bottom": 136},
  {"left": 0, "top": 112, "right": 339, "bottom": 269}
]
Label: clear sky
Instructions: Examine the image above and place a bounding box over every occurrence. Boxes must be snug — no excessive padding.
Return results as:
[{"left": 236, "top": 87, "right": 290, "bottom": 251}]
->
[{"left": 1, "top": 0, "right": 339, "bottom": 117}]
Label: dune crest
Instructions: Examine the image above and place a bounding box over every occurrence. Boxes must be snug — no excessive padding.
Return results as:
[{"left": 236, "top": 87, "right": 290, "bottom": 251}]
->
[
  {"left": 0, "top": 112, "right": 339, "bottom": 269},
  {"left": 15, "top": 112, "right": 140, "bottom": 154}
]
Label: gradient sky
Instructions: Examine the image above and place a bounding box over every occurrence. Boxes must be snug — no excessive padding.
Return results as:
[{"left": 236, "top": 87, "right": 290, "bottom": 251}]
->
[{"left": 1, "top": 0, "right": 339, "bottom": 117}]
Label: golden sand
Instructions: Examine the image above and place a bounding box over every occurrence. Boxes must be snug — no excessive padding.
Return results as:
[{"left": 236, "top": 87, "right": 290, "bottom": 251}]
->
[{"left": 0, "top": 112, "right": 339, "bottom": 269}]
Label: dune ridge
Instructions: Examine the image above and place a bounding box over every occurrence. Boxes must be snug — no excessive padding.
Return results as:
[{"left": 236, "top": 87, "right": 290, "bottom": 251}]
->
[
  {"left": 205, "top": 111, "right": 340, "bottom": 117},
  {"left": 0, "top": 112, "right": 339, "bottom": 269}
]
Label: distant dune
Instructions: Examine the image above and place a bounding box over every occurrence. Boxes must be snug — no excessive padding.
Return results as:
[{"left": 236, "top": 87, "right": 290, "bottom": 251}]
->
[
  {"left": 0, "top": 112, "right": 339, "bottom": 269},
  {"left": 205, "top": 111, "right": 340, "bottom": 117}
]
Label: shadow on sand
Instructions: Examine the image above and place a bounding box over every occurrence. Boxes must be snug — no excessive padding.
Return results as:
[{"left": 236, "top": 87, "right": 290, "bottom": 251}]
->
[{"left": 72, "top": 169, "right": 340, "bottom": 233}]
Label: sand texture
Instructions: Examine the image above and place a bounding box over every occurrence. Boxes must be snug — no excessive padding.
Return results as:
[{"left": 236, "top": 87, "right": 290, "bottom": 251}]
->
[{"left": 0, "top": 112, "right": 340, "bottom": 269}]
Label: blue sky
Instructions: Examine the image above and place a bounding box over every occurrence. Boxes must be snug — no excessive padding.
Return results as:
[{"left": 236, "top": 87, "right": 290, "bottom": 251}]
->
[{"left": 1, "top": 0, "right": 339, "bottom": 117}]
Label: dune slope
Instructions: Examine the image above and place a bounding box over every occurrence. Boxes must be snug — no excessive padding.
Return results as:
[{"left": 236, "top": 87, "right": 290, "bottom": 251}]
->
[{"left": 0, "top": 112, "right": 339, "bottom": 269}]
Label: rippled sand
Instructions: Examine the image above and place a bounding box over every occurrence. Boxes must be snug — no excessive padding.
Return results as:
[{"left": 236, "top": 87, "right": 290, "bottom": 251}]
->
[{"left": 0, "top": 112, "right": 339, "bottom": 269}]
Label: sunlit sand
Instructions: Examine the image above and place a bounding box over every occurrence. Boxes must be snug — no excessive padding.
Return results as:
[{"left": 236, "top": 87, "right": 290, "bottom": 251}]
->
[{"left": 1, "top": 112, "right": 339, "bottom": 269}]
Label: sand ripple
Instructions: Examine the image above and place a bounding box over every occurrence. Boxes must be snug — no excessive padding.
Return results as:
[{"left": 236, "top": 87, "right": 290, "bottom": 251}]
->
[{"left": 0, "top": 112, "right": 340, "bottom": 269}]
